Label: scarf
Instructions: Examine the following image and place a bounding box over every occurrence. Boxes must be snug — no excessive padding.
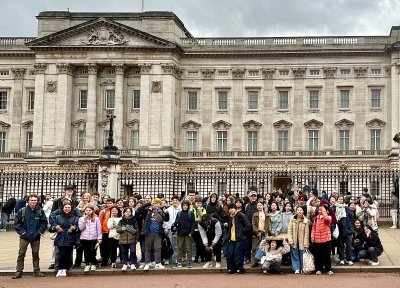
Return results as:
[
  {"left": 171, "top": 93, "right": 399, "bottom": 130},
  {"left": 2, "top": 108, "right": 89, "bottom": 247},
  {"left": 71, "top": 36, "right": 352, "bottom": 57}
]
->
[{"left": 335, "top": 203, "right": 347, "bottom": 221}]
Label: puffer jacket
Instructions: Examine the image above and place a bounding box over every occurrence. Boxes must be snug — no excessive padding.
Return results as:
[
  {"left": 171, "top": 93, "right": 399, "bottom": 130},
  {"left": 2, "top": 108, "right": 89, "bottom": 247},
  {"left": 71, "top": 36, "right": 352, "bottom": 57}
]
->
[
  {"left": 78, "top": 216, "right": 102, "bottom": 241},
  {"left": 287, "top": 215, "right": 309, "bottom": 250},
  {"left": 116, "top": 216, "right": 139, "bottom": 245},
  {"left": 311, "top": 210, "right": 331, "bottom": 243},
  {"left": 99, "top": 208, "right": 111, "bottom": 233},
  {"left": 50, "top": 213, "right": 79, "bottom": 247}
]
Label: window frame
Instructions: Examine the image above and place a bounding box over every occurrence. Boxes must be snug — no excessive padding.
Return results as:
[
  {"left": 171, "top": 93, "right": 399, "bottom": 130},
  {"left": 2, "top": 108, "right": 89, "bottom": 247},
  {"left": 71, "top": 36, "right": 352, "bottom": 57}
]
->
[
  {"left": 247, "top": 91, "right": 259, "bottom": 111},
  {"left": 278, "top": 90, "right": 289, "bottom": 111},
  {"left": 339, "top": 130, "right": 350, "bottom": 150},
  {"left": 0, "top": 131, "right": 6, "bottom": 153},
  {"left": 308, "top": 130, "right": 319, "bottom": 151},
  {"left": 79, "top": 90, "right": 88, "bottom": 110},
  {"left": 77, "top": 130, "right": 86, "bottom": 150},
  {"left": 216, "top": 131, "right": 228, "bottom": 151},
  {"left": 217, "top": 91, "right": 228, "bottom": 111},
  {"left": 187, "top": 91, "right": 198, "bottom": 111},
  {"left": 247, "top": 131, "right": 258, "bottom": 152},
  {"left": 105, "top": 89, "right": 115, "bottom": 110},
  {"left": 186, "top": 131, "right": 198, "bottom": 152},
  {"left": 370, "top": 129, "right": 381, "bottom": 151},
  {"left": 131, "top": 129, "right": 139, "bottom": 149},
  {"left": 309, "top": 90, "right": 319, "bottom": 110},
  {"left": 27, "top": 90, "right": 35, "bottom": 111},
  {"left": 0, "top": 90, "right": 8, "bottom": 111},
  {"left": 278, "top": 130, "right": 288, "bottom": 151},
  {"left": 370, "top": 88, "right": 381, "bottom": 109},
  {"left": 339, "top": 89, "right": 350, "bottom": 110},
  {"left": 133, "top": 89, "right": 140, "bottom": 109}
]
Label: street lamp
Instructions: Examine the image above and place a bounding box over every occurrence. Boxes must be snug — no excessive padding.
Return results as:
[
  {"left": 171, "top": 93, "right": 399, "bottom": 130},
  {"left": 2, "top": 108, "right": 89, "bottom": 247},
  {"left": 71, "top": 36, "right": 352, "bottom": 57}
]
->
[{"left": 102, "top": 113, "right": 119, "bottom": 156}]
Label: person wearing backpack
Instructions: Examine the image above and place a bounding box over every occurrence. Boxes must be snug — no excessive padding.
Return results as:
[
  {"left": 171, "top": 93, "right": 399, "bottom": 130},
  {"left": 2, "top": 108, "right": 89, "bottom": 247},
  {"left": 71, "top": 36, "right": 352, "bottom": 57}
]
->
[
  {"left": 172, "top": 200, "right": 195, "bottom": 268},
  {"left": 12, "top": 194, "right": 48, "bottom": 279}
]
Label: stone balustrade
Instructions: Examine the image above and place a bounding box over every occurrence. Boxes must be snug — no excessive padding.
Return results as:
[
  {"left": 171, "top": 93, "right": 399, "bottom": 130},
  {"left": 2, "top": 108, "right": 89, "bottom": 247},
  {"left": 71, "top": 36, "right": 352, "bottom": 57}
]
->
[{"left": 0, "top": 37, "right": 36, "bottom": 46}]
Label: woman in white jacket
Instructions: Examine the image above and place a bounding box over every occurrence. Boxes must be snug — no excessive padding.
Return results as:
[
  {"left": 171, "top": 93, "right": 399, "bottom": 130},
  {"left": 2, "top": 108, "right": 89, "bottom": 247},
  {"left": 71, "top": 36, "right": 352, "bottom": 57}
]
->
[{"left": 107, "top": 206, "right": 122, "bottom": 268}]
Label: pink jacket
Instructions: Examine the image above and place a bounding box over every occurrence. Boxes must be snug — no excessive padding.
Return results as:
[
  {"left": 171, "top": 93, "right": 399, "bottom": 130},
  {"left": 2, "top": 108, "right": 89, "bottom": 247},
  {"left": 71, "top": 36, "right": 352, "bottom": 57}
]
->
[
  {"left": 78, "top": 216, "right": 102, "bottom": 241},
  {"left": 311, "top": 211, "right": 331, "bottom": 243}
]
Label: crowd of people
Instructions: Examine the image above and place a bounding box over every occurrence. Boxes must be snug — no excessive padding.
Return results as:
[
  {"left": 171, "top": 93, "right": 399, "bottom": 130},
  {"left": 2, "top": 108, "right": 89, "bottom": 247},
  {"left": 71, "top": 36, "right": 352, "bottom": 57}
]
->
[{"left": 9, "top": 184, "right": 396, "bottom": 279}]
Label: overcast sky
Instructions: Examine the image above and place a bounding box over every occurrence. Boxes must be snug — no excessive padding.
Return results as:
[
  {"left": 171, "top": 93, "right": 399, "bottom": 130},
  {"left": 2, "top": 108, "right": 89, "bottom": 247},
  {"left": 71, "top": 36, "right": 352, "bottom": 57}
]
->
[{"left": 1, "top": 0, "right": 399, "bottom": 37}]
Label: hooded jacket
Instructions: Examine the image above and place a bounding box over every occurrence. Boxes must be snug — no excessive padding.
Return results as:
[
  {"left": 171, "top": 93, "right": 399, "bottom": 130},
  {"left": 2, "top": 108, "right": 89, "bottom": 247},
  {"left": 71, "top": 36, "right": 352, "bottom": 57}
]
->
[
  {"left": 49, "top": 212, "right": 79, "bottom": 247},
  {"left": 14, "top": 205, "right": 48, "bottom": 243}
]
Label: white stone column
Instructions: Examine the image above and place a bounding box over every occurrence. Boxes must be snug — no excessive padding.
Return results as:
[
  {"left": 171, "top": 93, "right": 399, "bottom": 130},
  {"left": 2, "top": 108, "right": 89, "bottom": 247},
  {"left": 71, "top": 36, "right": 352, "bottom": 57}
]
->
[
  {"left": 55, "top": 63, "right": 73, "bottom": 149},
  {"left": 113, "top": 63, "right": 125, "bottom": 149},
  {"left": 322, "top": 67, "right": 337, "bottom": 150},
  {"left": 138, "top": 63, "right": 152, "bottom": 152},
  {"left": 232, "top": 69, "right": 245, "bottom": 151},
  {"left": 200, "top": 69, "right": 214, "bottom": 151},
  {"left": 85, "top": 64, "right": 98, "bottom": 149},
  {"left": 32, "top": 63, "right": 47, "bottom": 152},
  {"left": 9, "top": 68, "right": 25, "bottom": 152}
]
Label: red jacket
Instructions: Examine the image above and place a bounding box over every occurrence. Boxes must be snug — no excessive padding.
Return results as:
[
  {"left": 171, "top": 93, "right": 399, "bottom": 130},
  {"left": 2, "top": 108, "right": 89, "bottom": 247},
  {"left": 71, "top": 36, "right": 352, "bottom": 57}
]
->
[
  {"left": 311, "top": 211, "right": 331, "bottom": 243},
  {"left": 99, "top": 209, "right": 111, "bottom": 233}
]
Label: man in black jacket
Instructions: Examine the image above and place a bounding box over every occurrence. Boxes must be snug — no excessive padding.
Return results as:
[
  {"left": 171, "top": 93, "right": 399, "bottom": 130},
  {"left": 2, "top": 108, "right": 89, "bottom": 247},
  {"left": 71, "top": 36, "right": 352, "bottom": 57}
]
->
[
  {"left": 244, "top": 191, "right": 258, "bottom": 262},
  {"left": 51, "top": 185, "right": 78, "bottom": 212},
  {"left": 1, "top": 194, "right": 16, "bottom": 231},
  {"left": 227, "top": 203, "right": 250, "bottom": 274}
]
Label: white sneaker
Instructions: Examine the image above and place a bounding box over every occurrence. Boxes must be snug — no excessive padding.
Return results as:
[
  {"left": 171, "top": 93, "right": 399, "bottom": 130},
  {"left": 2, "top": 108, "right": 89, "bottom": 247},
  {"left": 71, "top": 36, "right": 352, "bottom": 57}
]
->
[
  {"left": 328, "top": 270, "right": 334, "bottom": 275},
  {"left": 149, "top": 262, "right": 156, "bottom": 268},
  {"left": 164, "top": 260, "right": 170, "bottom": 265},
  {"left": 339, "top": 260, "right": 345, "bottom": 265},
  {"left": 56, "top": 270, "right": 63, "bottom": 277},
  {"left": 139, "top": 263, "right": 145, "bottom": 269},
  {"left": 203, "top": 262, "right": 212, "bottom": 269},
  {"left": 90, "top": 265, "right": 96, "bottom": 271},
  {"left": 84, "top": 265, "right": 91, "bottom": 272},
  {"left": 390, "top": 226, "right": 397, "bottom": 229},
  {"left": 371, "top": 261, "right": 379, "bottom": 266},
  {"left": 143, "top": 264, "right": 150, "bottom": 271},
  {"left": 316, "top": 271, "right": 322, "bottom": 275},
  {"left": 295, "top": 270, "right": 300, "bottom": 274},
  {"left": 215, "top": 262, "right": 221, "bottom": 269},
  {"left": 111, "top": 263, "right": 116, "bottom": 268},
  {"left": 122, "top": 264, "right": 127, "bottom": 271},
  {"left": 154, "top": 263, "right": 165, "bottom": 269},
  {"left": 131, "top": 264, "right": 136, "bottom": 270},
  {"left": 61, "top": 269, "right": 67, "bottom": 277},
  {"left": 347, "top": 261, "right": 353, "bottom": 266}
]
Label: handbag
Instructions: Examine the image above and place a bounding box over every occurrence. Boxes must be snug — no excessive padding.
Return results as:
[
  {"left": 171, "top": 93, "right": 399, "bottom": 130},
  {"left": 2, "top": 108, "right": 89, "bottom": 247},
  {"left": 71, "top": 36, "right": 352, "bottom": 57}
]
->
[
  {"left": 302, "top": 249, "right": 315, "bottom": 274},
  {"left": 332, "top": 224, "right": 339, "bottom": 239}
]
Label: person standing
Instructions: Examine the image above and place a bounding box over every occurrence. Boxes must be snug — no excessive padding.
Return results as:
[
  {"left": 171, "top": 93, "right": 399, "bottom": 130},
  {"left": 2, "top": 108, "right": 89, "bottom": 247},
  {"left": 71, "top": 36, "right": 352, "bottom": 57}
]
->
[
  {"left": 1, "top": 193, "right": 16, "bottom": 231},
  {"left": 244, "top": 191, "right": 258, "bottom": 263},
  {"left": 12, "top": 194, "right": 48, "bottom": 279},
  {"left": 389, "top": 191, "right": 399, "bottom": 229},
  {"left": 164, "top": 195, "right": 181, "bottom": 266}
]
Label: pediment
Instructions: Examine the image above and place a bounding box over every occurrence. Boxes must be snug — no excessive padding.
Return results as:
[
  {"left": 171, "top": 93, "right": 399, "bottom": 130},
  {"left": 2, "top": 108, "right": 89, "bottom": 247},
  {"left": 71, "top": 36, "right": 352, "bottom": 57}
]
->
[
  {"left": 366, "top": 118, "right": 386, "bottom": 127},
  {"left": 26, "top": 18, "right": 175, "bottom": 49},
  {"left": 21, "top": 120, "right": 33, "bottom": 129},
  {"left": 181, "top": 120, "right": 201, "bottom": 129},
  {"left": 126, "top": 119, "right": 140, "bottom": 129},
  {"left": 98, "top": 119, "right": 109, "bottom": 128},
  {"left": 304, "top": 119, "right": 323, "bottom": 129},
  {"left": 0, "top": 120, "right": 11, "bottom": 129},
  {"left": 273, "top": 119, "right": 292, "bottom": 128},
  {"left": 71, "top": 119, "right": 86, "bottom": 128},
  {"left": 243, "top": 120, "right": 262, "bottom": 129},
  {"left": 335, "top": 119, "right": 354, "bottom": 128},
  {"left": 212, "top": 120, "right": 232, "bottom": 129}
]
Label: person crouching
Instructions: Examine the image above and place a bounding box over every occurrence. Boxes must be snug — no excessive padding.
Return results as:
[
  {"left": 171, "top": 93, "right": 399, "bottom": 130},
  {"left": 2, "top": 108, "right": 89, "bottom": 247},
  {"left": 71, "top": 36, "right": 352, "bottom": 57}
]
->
[{"left": 259, "top": 238, "right": 290, "bottom": 274}]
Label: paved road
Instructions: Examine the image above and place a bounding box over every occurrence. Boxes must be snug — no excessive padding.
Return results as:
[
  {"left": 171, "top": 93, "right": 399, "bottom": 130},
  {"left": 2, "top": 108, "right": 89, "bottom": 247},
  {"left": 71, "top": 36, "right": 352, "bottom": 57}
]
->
[{"left": 2, "top": 273, "right": 400, "bottom": 288}]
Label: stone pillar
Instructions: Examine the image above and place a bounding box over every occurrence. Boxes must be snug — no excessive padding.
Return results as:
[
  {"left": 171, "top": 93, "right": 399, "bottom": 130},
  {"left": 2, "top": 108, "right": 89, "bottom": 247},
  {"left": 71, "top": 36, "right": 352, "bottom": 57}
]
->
[
  {"left": 201, "top": 69, "right": 214, "bottom": 151},
  {"left": 85, "top": 64, "right": 98, "bottom": 149},
  {"left": 232, "top": 69, "right": 245, "bottom": 151},
  {"left": 323, "top": 67, "right": 337, "bottom": 149},
  {"left": 9, "top": 68, "right": 25, "bottom": 152},
  {"left": 292, "top": 68, "right": 306, "bottom": 150},
  {"left": 138, "top": 63, "right": 152, "bottom": 151},
  {"left": 113, "top": 63, "right": 125, "bottom": 148},
  {"left": 55, "top": 63, "right": 73, "bottom": 149},
  {"left": 262, "top": 68, "right": 275, "bottom": 150},
  {"left": 32, "top": 63, "right": 47, "bottom": 152},
  {"left": 354, "top": 67, "right": 368, "bottom": 150},
  {"left": 98, "top": 162, "right": 121, "bottom": 199}
]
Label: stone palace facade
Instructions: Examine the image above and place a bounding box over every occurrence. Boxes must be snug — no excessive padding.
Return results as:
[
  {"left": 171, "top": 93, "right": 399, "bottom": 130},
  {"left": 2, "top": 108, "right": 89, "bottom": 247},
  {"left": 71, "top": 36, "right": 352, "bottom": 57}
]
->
[{"left": 1, "top": 11, "right": 400, "bottom": 204}]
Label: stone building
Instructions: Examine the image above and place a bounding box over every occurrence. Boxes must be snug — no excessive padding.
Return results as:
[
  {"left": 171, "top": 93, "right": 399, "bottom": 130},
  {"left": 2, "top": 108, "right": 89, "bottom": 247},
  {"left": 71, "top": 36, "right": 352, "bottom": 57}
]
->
[{"left": 0, "top": 11, "right": 399, "bottom": 212}]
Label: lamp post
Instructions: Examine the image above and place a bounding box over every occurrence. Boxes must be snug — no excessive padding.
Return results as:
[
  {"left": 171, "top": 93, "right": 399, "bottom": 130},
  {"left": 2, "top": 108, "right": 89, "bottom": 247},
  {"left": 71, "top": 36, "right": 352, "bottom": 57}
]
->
[{"left": 102, "top": 113, "right": 119, "bottom": 157}]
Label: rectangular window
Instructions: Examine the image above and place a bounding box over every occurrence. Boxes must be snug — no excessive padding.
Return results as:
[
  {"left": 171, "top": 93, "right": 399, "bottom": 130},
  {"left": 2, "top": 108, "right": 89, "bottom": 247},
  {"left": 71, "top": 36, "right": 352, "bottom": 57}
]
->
[
  {"left": 77, "top": 131, "right": 85, "bottom": 150},
  {"left": 371, "top": 89, "right": 381, "bottom": 108},
  {"left": 278, "top": 130, "right": 288, "bottom": 151},
  {"left": 308, "top": 130, "right": 319, "bottom": 151},
  {"left": 370, "top": 180, "right": 380, "bottom": 196},
  {"left": 105, "top": 90, "right": 115, "bottom": 109},
  {"left": 339, "top": 90, "right": 350, "bottom": 109},
  {"left": 26, "top": 131, "right": 33, "bottom": 151},
  {"left": 248, "top": 70, "right": 259, "bottom": 77},
  {"left": 309, "top": 90, "right": 319, "bottom": 109},
  {"left": 309, "top": 69, "right": 320, "bottom": 76},
  {"left": 370, "top": 129, "right": 381, "bottom": 150},
  {"left": 186, "top": 131, "right": 197, "bottom": 152},
  {"left": 0, "top": 91, "right": 7, "bottom": 111},
  {"left": 218, "top": 91, "right": 228, "bottom": 110},
  {"left": 339, "top": 130, "right": 350, "bottom": 150},
  {"left": 0, "top": 70, "right": 9, "bottom": 76},
  {"left": 279, "top": 91, "right": 289, "bottom": 110},
  {"left": 340, "top": 69, "right": 351, "bottom": 75},
  {"left": 0, "top": 132, "right": 6, "bottom": 153},
  {"left": 371, "top": 68, "right": 381, "bottom": 75},
  {"left": 79, "top": 90, "right": 88, "bottom": 109},
  {"left": 218, "top": 70, "right": 229, "bottom": 77},
  {"left": 217, "top": 131, "right": 228, "bottom": 151},
  {"left": 28, "top": 91, "right": 35, "bottom": 111},
  {"left": 279, "top": 70, "right": 289, "bottom": 76},
  {"left": 133, "top": 90, "right": 140, "bottom": 109},
  {"left": 247, "top": 131, "right": 258, "bottom": 151},
  {"left": 103, "top": 130, "right": 109, "bottom": 147},
  {"left": 248, "top": 91, "right": 258, "bottom": 110},
  {"left": 188, "top": 91, "right": 198, "bottom": 110},
  {"left": 131, "top": 130, "right": 139, "bottom": 149}
]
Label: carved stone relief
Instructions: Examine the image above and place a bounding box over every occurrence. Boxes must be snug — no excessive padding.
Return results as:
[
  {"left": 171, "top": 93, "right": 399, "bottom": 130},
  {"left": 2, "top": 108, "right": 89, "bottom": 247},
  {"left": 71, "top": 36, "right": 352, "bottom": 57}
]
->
[
  {"left": 151, "top": 81, "right": 162, "bottom": 93},
  {"left": 46, "top": 81, "right": 58, "bottom": 93},
  {"left": 81, "top": 25, "right": 128, "bottom": 45}
]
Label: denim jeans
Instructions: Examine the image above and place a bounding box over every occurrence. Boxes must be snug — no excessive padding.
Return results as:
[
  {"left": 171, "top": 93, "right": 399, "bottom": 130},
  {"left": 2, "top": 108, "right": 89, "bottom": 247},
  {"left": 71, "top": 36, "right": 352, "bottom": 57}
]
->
[
  {"left": 338, "top": 234, "right": 353, "bottom": 262},
  {"left": 290, "top": 247, "right": 304, "bottom": 271},
  {"left": 227, "top": 239, "right": 246, "bottom": 272},
  {"left": 120, "top": 242, "right": 137, "bottom": 265},
  {"left": 0, "top": 212, "right": 9, "bottom": 229},
  {"left": 167, "top": 230, "right": 178, "bottom": 264}
]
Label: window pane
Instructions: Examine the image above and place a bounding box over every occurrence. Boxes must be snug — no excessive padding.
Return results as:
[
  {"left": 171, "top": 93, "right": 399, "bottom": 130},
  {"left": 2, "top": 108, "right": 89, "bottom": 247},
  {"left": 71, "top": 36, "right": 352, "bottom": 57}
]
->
[
  {"left": 77, "top": 131, "right": 85, "bottom": 149},
  {"left": 0, "top": 91, "right": 7, "bottom": 110},
  {"left": 371, "top": 89, "right": 381, "bottom": 108},
  {"left": 247, "top": 131, "right": 258, "bottom": 151},
  {"left": 218, "top": 91, "right": 228, "bottom": 110},
  {"left": 309, "top": 90, "right": 319, "bottom": 109},
  {"left": 217, "top": 131, "right": 227, "bottom": 151},
  {"left": 278, "top": 130, "right": 288, "bottom": 151},
  {"left": 79, "top": 90, "right": 87, "bottom": 109},
  {"left": 279, "top": 91, "right": 288, "bottom": 110},
  {"left": 370, "top": 129, "right": 381, "bottom": 150},
  {"left": 248, "top": 92, "right": 258, "bottom": 110},
  {"left": 133, "top": 90, "right": 140, "bottom": 109},
  {"left": 340, "top": 90, "right": 349, "bottom": 109},
  {"left": 106, "top": 90, "right": 115, "bottom": 109},
  {"left": 28, "top": 91, "right": 35, "bottom": 110},
  {"left": 188, "top": 92, "right": 198, "bottom": 110},
  {"left": 0, "top": 132, "right": 6, "bottom": 153},
  {"left": 186, "top": 131, "right": 197, "bottom": 152},
  {"left": 308, "top": 130, "right": 319, "bottom": 151},
  {"left": 339, "top": 130, "right": 350, "bottom": 150},
  {"left": 132, "top": 130, "right": 139, "bottom": 149}
]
